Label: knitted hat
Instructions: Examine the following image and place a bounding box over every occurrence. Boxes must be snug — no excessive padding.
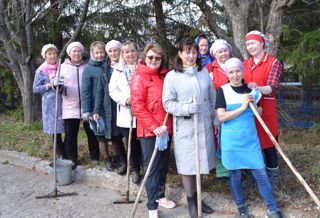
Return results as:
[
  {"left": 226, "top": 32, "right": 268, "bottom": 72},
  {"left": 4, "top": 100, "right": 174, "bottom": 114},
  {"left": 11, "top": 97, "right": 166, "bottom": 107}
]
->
[
  {"left": 210, "top": 39, "right": 232, "bottom": 57},
  {"left": 225, "top": 58, "right": 243, "bottom": 73},
  {"left": 105, "top": 40, "right": 122, "bottom": 52},
  {"left": 41, "top": 44, "right": 58, "bottom": 58},
  {"left": 245, "top": 30, "right": 269, "bottom": 48},
  {"left": 66, "top": 42, "right": 85, "bottom": 55}
]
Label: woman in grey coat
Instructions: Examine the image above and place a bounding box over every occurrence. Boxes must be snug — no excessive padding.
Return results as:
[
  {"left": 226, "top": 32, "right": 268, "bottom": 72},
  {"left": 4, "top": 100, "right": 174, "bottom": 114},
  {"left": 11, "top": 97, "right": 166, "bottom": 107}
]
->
[{"left": 162, "top": 38, "right": 218, "bottom": 218}]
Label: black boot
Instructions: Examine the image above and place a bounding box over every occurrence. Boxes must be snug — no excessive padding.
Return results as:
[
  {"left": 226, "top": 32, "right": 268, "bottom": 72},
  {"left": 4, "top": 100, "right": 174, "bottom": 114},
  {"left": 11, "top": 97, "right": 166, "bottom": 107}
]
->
[
  {"left": 117, "top": 156, "right": 127, "bottom": 175},
  {"left": 187, "top": 196, "right": 198, "bottom": 218},
  {"left": 194, "top": 192, "right": 214, "bottom": 214},
  {"left": 104, "top": 157, "right": 113, "bottom": 171}
]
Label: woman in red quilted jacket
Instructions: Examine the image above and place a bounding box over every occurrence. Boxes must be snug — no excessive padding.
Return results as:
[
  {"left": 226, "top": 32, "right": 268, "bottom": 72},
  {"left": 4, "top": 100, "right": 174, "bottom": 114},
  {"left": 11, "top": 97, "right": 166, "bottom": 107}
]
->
[{"left": 130, "top": 43, "right": 175, "bottom": 218}]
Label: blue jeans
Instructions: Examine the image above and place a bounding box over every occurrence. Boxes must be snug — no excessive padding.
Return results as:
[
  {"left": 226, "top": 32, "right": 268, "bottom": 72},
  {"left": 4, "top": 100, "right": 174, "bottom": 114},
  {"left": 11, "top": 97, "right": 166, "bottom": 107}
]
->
[
  {"left": 140, "top": 136, "right": 171, "bottom": 210},
  {"left": 229, "top": 168, "right": 278, "bottom": 212}
]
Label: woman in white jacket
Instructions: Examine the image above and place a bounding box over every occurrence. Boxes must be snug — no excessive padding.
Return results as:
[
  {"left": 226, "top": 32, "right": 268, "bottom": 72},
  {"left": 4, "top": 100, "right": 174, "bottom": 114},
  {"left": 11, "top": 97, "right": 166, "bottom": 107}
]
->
[{"left": 108, "top": 41, "right": 142, "bottom": 184}]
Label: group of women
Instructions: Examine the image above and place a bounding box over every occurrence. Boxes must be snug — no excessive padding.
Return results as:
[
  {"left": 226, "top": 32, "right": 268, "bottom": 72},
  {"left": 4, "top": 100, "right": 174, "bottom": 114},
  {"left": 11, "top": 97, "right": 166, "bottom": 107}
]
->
[{"left": 33, "top": 29, "right": 283, "bottom": 218}]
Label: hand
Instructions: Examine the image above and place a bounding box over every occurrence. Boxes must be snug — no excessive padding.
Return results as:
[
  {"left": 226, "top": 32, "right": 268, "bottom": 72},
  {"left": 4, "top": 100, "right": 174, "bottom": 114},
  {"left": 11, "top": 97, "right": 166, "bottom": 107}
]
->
[
  {"left": 126, "top": 98, "right": 131, "bottom": 105},
  {"left": 53, "top": 77, "right": 64, "bottom": 86},
  {"left": 214, "top": 125, "right": 220, "bottom": 135},
  {"left": 155, "top": 126, "right": 169, "bottom": 151},
  {"left": 241, "top": 94, "right": 255, "bottom": 110},
  {"left": 93, "top": 114, "right": 100, "bottom": 121},
  {"left": 247, "top": 82, "right": 258, "bottom": 90},
  {"left": 153, "top": 126, "right": 167, "bottom": 137},
  {"left": 81, "top": 112, "right": 90, "bottom": 122},
  {"left": 188, "top": 103, "right": 200, "bottom": 114}
]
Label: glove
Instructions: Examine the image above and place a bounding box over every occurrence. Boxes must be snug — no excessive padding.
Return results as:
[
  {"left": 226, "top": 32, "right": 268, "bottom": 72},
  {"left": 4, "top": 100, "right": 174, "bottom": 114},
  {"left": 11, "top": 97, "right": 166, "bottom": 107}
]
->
[
  {"left": 155, "top": 126, "right": 169, "bottom": 151},
  {"left": 81, "top": 112, "right": 90, "bottom": 122},
  {"left": 89, "top": 117, "right": 105, "bottom": 134},
  {"left": 53, "top": 77, "right": 64, "bottom": 86},
  {"left": 188, "top": 103, "right": 200, "bottom": 114}
]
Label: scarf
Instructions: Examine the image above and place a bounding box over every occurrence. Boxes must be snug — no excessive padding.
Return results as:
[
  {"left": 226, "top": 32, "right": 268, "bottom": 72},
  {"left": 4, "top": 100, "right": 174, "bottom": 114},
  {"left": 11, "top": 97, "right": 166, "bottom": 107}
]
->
[{"left": 39, "top": 61, "right": 58, "bottom": 80}]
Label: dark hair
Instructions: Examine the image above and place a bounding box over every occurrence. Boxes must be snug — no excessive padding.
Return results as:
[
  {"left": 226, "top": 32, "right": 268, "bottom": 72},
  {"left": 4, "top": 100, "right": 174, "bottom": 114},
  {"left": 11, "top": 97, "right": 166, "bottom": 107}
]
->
[
  {"left": 141, "top": 43, "right": 166, "bottom": 72},
  {"left": 172, "top": 38, "right": 202, "bottom": 73}
]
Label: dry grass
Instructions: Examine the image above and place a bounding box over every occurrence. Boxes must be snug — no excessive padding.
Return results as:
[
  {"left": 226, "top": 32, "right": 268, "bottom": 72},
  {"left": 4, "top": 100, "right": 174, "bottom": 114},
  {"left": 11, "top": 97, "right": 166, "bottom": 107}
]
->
[{"left": 1, "top": 109, "right": 320, "bottom": 213}]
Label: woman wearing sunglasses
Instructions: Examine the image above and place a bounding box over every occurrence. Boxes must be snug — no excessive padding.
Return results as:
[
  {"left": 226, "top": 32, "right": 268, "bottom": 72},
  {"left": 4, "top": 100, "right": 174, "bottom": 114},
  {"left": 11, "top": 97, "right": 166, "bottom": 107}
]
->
[{"left": 131, "top": 43, "right": 175, "bottom": 218}]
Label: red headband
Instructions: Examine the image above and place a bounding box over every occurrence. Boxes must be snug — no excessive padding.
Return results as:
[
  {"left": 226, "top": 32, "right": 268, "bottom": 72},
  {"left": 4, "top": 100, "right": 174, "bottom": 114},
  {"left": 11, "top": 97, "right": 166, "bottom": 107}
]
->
[{"left": 245, "top": 34, "right": 264, "bottom": 42}]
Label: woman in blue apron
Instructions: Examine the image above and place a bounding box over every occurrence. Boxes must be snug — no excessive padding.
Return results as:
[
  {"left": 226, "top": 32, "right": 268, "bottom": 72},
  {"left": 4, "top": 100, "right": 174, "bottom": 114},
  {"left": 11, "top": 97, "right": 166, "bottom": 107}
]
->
[{"left": 216, "top": 58, "right": 282, "bottom": 218}]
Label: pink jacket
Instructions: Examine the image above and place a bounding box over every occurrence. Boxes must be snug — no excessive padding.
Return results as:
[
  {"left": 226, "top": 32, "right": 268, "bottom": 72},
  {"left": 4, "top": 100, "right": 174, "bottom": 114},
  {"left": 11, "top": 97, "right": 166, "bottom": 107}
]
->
[{"left": 60, "top": 59, "right": 88, "bottom": 119}]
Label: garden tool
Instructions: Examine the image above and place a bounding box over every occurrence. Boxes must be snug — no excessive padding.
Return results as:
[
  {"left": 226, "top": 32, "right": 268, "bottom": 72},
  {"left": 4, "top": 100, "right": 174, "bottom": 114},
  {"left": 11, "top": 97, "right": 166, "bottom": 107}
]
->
[
  {"left": 113, "top": 112, "right": 141, "bottom": 204},
  {"left": 36, "top": 59, "right": 77, "bottom": 199},
  {"left": 249, "top": 102, "right": 320, "bottom": 209},
  {"left": 193, "top": 95, "right": 202, "bottom": 218},
  {"left": 130, "top": 113, "right": 169, "bottom": 218}
]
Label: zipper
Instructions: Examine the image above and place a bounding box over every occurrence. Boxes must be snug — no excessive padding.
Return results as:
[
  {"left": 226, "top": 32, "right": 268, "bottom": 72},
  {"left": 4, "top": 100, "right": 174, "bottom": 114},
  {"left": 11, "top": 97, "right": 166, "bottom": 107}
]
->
[{"left": 77, "top": 65, "right": 81, "bottom": 118}]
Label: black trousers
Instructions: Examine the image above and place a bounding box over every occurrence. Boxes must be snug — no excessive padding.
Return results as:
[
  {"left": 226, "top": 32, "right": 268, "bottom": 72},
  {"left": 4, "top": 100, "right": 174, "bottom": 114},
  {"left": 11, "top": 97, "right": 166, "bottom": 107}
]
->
[
  {"left": 120, "top": 127, "right": 142, "bottom": 172},
  {"left": 64, "top": 119, "right": 99, "bottom": 164},
  {"left": 52, "top": 133, "right": 66, "bottom": 158}
]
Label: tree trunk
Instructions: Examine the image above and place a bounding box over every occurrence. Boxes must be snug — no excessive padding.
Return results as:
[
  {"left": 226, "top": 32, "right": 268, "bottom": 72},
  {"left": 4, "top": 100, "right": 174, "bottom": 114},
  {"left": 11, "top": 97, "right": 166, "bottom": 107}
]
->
[
  {"left": 153, "top": 0, "right": 175, "bottom": 60},
  {"left": 266, "top": 0, "right": 296, "bottom": 56}
]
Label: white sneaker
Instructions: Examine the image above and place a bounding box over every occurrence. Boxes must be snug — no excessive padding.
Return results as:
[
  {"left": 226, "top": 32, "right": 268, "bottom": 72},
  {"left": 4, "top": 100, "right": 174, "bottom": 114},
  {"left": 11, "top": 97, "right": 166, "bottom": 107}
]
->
[
  {"left": 148, "top": 209, "right": 159, "bottom": 218},
  {"left": 156, "top": 197, "right": 176, "bottom": 209}
]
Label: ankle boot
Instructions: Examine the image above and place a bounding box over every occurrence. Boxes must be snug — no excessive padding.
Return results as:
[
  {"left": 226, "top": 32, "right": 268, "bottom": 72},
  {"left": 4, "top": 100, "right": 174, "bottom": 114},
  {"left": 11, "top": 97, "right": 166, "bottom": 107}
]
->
[
  {"left": 117, "top": 156, "right": 127, "bottom": 175},
  {"left": 104, "top": 157, "right": 113, "bottom": 171},
  {"left": 187, "top": 196, "right": 198, "bottom": 218},
  {"left": 267, "top": 167, "right": 279, "bottom": 189},
  {"left": 194, "top": 192, "right": 214, "bottom": 214}
]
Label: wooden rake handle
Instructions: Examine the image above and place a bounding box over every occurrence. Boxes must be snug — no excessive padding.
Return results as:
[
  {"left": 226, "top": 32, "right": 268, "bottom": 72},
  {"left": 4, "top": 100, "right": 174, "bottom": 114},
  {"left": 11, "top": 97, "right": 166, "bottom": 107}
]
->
[
  {"left": 130, "top": 113, "right": 170, "bottom": 217},
  {"left": 249, "top": 102, "right": 320, "bottom": 209}
]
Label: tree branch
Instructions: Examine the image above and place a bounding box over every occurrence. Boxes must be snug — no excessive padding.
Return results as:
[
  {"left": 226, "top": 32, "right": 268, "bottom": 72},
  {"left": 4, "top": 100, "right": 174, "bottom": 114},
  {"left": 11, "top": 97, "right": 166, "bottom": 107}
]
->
[{"left": 59, "top": 0, "right": 90, "bottom": 58}]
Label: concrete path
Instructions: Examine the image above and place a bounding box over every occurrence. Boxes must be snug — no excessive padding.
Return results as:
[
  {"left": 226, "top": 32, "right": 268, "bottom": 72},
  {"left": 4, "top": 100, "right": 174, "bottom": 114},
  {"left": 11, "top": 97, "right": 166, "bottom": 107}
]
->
[{"left": 0, "top": 150, "right": 318, "bottom": 218}]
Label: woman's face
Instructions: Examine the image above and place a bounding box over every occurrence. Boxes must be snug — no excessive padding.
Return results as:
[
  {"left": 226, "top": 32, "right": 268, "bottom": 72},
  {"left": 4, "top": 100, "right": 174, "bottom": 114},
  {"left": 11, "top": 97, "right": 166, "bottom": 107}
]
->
[
  {"left": 107, "top": 47, "right": 121, "bottom": 63},
  {"left": 215, "top": 48, "right": 231, "bottom": 64},
  {"left": 226, "top": 66, "right": 243, "bottom": 87},
  {"left": 178, "top": 46, "right": 197, "bottom": 66},
  {"left": 145, "top": 49, "right": 162, "bottom": 70},
  {"left": 246, "top": 40, "right": 264, "bottom": 57},
  {"left": 45, "top": 48, "right": 58, "bottom": 65},
  {"left": 122, "top": 46, "right": 138, "bottom": 65},
  {"left": 91, "top": 47, "right": 105, "bottom": 62},
  {"left": 198, "top": 38, "right": 209, "bottom": 55},
  {"left": 69, "top": 47, "right": 83, "bottom": 64}
]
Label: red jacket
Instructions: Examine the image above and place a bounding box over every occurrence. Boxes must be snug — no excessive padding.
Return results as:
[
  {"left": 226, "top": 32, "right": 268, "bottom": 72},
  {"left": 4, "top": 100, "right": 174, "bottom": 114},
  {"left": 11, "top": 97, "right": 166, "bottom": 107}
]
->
[
  {"left": 206, "top": 60, "right": 229, "bottom": 91},
  {"left": 130, "top": 61, "right": 173, "bottom": 138}
]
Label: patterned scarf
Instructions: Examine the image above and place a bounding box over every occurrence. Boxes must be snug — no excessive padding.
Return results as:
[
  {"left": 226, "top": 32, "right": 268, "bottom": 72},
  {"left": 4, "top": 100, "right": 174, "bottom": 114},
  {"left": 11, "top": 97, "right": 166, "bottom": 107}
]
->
[{"left": 39, "top": 61, "right": 58, "bottom": 80}]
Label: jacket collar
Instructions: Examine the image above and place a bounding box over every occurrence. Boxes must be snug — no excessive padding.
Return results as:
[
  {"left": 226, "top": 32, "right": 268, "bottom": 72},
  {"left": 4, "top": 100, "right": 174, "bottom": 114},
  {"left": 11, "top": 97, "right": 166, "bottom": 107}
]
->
[{"left": 136, "top": 60, "right": 168, "bottom": 77}]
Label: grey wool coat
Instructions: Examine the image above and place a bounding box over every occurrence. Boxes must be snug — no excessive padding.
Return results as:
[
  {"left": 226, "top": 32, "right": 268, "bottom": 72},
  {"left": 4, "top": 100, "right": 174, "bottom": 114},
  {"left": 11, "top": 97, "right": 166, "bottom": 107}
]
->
[{"left": 163, "top": 66, "right": 217, "bottom": 175}]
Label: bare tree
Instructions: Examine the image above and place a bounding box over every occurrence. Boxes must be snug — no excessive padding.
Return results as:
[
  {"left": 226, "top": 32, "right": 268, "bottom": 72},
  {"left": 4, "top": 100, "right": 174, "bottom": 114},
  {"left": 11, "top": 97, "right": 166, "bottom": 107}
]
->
[{"left": 0, "top": 0, "right": 90, "bottom": 123}]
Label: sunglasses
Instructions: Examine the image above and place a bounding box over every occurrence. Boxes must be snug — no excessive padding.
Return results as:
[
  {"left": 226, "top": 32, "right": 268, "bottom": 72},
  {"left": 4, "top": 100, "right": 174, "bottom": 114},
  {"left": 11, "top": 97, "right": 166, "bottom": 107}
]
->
[{"left": 146, "top": 56, "right": 162, "bottom": 61}]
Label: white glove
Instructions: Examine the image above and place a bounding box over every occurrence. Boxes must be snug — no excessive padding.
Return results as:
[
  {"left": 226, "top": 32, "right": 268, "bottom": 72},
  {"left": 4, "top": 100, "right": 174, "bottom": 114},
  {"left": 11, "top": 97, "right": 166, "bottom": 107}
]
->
[
  {"left": 81, "top": 112, "right": 90, "bottom": 122},
  {"left": 53, "top": 77, "right": 64, "bottom": 86},
  {"left": 188, "top": 103, "right": 200, "bottom": 114}
]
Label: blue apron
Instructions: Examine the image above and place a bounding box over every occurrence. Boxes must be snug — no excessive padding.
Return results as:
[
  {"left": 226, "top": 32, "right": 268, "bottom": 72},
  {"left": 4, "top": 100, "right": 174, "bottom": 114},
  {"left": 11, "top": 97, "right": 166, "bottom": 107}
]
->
[{"left": 221, "top": 84, "right": 264, "bottom": 170}]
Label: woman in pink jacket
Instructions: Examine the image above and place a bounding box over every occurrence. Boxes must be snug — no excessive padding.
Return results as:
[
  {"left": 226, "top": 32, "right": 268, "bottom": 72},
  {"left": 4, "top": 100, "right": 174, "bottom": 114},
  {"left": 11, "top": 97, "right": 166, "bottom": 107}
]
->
[{"left": 60, "top": 42, "right": 99, "bottom": 169}]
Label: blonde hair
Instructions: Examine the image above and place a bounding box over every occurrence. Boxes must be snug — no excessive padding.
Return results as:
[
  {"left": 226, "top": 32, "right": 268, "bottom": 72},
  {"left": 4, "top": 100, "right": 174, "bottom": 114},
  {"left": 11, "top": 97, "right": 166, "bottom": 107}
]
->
[
  {"left": 120, "top": 41, "right": 138, "bottom": 64},
  {"left": 90, "top": 41, "right": 105, "bottom": 52}
]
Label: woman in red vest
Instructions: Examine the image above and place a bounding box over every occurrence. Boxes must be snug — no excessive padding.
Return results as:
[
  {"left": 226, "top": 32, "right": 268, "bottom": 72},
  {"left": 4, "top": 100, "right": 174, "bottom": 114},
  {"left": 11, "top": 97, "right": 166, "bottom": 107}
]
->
[{"left": 243, "top": 30, "right": 283, "bottom": 188}]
